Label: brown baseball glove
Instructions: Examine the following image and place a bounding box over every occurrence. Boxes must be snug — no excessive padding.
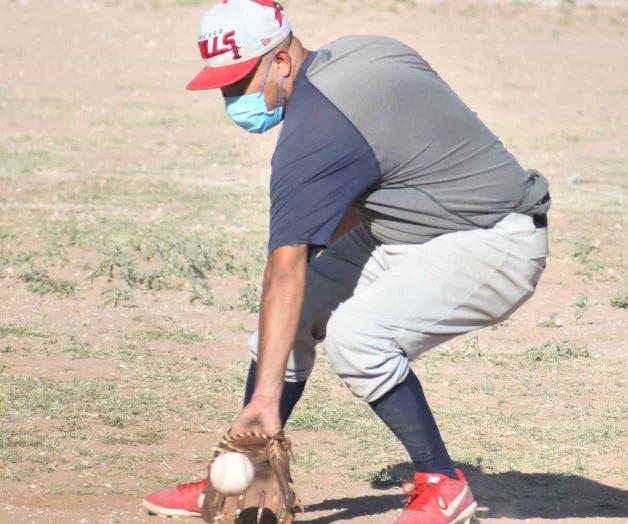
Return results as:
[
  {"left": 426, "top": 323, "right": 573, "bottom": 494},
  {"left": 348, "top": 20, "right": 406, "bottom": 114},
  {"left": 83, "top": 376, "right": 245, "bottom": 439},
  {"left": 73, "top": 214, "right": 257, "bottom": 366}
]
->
[{"left": 201, "top": 430, "right": 301, "bottom": 523}]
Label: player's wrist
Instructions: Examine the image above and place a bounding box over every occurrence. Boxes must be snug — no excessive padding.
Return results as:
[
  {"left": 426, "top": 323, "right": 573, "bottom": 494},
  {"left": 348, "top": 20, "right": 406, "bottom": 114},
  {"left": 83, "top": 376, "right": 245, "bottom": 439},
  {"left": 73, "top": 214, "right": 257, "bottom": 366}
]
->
[
  {"left": 249, "top": 389, "right": 281, "bottom": 407},
  {"left": 232, "top": 398, "right": 282, "bottom": 437}
]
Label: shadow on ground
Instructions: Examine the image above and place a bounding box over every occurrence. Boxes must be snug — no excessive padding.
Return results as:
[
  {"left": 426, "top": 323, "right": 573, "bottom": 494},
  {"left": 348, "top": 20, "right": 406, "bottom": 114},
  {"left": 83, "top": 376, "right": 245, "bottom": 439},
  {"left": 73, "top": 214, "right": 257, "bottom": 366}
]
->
[{"left": 300, "top": 463, "right": 628, "bottom": 523}]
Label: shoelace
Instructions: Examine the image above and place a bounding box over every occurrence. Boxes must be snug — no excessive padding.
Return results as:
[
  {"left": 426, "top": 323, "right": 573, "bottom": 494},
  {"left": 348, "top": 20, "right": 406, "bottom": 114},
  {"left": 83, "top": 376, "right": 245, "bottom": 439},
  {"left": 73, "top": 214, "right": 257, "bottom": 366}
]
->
[{"left": 402, "top": 481, "right": 444, "bottom": 510}]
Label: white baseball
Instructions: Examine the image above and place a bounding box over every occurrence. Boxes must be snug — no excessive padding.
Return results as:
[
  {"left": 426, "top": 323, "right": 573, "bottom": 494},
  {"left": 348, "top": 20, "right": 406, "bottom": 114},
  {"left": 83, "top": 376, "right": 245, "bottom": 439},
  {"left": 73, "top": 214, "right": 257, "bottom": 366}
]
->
[{"left": 210, "top": 452, "right": 255, "bottom": 495}]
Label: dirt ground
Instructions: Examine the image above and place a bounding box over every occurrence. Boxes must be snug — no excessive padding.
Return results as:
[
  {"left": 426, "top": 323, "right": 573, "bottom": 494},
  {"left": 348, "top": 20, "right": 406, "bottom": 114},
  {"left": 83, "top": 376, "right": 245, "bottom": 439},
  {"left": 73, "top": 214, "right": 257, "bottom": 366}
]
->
[{"left": 1, "top": 0, "right": 626, "bottom": 523}]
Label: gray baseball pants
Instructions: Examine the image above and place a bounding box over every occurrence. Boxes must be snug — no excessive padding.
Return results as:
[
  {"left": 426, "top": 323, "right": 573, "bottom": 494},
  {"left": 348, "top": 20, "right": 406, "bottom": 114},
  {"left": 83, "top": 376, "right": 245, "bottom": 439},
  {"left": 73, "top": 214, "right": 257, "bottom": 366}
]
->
[{"left": 250, "top": 213, "right": 548, "bottom": 403}]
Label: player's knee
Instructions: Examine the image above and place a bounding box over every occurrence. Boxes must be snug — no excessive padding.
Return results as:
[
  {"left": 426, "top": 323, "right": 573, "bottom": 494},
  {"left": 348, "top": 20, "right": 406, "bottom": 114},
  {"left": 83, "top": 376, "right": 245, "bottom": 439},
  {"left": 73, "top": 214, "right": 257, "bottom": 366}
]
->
[
  {"left": 324, "top": 312, "right": 356, "bottom": 370},
  {"left": 325, "top": 311, "right": 409, "bottom": 402}
]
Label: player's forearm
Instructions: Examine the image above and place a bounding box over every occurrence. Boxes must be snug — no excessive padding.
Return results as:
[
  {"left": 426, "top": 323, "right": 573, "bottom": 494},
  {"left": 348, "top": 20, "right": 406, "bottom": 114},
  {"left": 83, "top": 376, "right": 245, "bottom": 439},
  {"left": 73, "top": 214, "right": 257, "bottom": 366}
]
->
[{"left": 252, "top": 245, "right": 308, "bottom": 406}]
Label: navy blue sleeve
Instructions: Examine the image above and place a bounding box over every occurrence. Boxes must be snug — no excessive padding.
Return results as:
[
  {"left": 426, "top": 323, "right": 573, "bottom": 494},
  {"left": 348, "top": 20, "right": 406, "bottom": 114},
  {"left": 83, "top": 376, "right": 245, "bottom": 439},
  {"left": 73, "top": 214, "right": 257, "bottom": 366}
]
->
[{"left": 268, "top": 67, "right": 381, "bottom": 254}]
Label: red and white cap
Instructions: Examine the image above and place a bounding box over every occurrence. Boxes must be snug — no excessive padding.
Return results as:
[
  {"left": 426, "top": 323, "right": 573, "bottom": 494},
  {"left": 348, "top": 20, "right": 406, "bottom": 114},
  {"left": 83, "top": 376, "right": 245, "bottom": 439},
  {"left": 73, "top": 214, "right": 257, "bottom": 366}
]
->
[{"left": 186, "top": 0, "right": 291, "bottom": 90}]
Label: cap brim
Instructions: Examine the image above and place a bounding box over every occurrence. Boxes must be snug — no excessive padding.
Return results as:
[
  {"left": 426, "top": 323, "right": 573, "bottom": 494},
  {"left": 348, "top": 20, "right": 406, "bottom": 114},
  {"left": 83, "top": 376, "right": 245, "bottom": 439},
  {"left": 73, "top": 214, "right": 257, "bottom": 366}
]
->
[{"left": 186, "top": 56, "right": 261, "bottom": 90}]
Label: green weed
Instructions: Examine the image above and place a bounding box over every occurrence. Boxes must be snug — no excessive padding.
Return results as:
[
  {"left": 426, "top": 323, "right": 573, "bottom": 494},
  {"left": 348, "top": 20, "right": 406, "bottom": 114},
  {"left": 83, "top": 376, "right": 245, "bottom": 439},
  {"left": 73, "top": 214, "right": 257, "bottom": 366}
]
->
[
  {"left": 189, "top": 280, "right": 214, "bottom": 306},
  {"left": 525, "top": 340, "right": 590, "bottom": 364},
  {"left": 131, "top": 327, "right": 209, "bottom": 344},
  {"left": 0, "top": 325, "right": 47, "bottom": 338},
  {"left": 100, "top": 429, "right": 166, "bottom": 446},
  {"left": 89, "top": 238, "right": 218, "bottom": 305},
  {"left": 610, "top": 293, "right": 628, "bottom": 309},
  {"left": 0, "top": 250, "right": 38, "bottom": 275},
  {"left": 573, "top": 294, "right": 589, "bottom": 320},
  {"left": 63, "top": 337, "right": 94, "bottom": 359},
  {"left": 0, "top": 375, "right": 169, "bottom": 427},
  {"left": 571, "top": 241, "right": 597, "bottom": 263},
  {"left": 102, "top": 284, "right": 134, "bottom": 307},
  {"left": 537, "top": 313, "right": 564, "bottom": 328},
  {"left": 61, "top": 337, "right": 139, "bottom": 360},
  {"left": 462, "top": 335, "right": 482, "bottom": 358},
  {"left": 239, "top": 283, "right": 260, "bottom": 313},
  {"left": 367, "top": 463, "right": 414, "bottom": 488},
  {"left": 571, "top": 240, "right": 604, "bottom": 276},
  {"left": 89, "top": 246, "right": 167, "bottom": 291},
  {"left": 19, "top": 268, "right": 76, "bottom": 297}
]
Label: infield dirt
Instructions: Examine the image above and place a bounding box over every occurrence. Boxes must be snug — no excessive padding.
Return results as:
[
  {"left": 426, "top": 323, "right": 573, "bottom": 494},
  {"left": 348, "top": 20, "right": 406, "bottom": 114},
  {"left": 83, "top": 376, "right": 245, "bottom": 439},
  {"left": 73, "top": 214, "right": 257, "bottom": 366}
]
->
[{"left": 0, "top": 0, "right": 626, "bottom": 523}]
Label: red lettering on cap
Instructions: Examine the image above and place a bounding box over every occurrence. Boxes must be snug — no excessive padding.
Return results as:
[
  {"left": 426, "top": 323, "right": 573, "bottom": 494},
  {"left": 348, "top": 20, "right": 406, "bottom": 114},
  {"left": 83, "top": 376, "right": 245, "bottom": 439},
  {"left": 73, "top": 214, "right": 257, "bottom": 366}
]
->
[
  {"left": 198, "top": 30, "right": 241, "bottom": 61},
  {"left": 249, "top": 0, "right": 284, "bottom": 27}
]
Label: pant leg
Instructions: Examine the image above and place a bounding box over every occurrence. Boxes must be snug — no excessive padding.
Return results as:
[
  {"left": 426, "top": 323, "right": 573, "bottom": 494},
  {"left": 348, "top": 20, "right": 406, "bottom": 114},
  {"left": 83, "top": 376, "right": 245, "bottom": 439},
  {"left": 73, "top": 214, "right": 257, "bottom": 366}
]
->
[
  {"left": 325, "top": 213, "right": 549, "bottom": 402},
  {"left": 248, "top": 225, "right": 386, "bottom": 382}
]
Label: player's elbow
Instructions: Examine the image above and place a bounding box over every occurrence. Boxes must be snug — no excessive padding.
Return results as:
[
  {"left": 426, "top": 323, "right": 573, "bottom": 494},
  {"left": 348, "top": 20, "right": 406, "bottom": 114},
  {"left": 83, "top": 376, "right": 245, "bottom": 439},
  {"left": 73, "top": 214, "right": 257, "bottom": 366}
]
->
[{"left": 263, "top": 244, "right": 308, "bottom": 288}]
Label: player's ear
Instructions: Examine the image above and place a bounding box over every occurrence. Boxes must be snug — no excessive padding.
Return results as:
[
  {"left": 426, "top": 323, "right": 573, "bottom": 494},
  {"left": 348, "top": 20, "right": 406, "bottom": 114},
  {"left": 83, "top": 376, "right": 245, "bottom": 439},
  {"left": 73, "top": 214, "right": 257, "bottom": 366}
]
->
[{"left": 273, "top": 48, "right": 292, "bottom": 78}]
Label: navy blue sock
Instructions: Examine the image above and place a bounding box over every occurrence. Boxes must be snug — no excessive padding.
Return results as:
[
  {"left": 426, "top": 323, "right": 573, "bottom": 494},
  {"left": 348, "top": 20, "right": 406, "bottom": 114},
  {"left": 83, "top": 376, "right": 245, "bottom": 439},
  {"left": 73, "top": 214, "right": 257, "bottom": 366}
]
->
[
  {"left": 244, "top": 360, "right": 306, "bottom": 428},
  {"left": 369, "top": 369, "right": 457, "bottom": 479}
]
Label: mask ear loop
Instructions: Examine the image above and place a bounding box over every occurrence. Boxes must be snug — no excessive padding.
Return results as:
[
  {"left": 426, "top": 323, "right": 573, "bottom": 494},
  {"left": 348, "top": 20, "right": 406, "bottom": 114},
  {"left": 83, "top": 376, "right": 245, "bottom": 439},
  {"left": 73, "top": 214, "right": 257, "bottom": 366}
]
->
[
  {"left": 275, "top": 36, "right": 293, "bottom": 108},
  {"left": 261, "top": 51, "right": 289, "bottom": 110},
  {"left": 260, "top": 56, "right": 274, "bottom": 93}
]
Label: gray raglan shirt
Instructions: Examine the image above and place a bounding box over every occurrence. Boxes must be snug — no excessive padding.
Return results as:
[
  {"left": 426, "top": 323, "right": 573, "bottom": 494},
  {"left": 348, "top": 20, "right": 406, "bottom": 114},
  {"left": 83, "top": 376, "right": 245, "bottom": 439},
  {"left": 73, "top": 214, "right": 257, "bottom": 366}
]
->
[{"left": 269, "top": 35, "right": 550, "bottom": 253}]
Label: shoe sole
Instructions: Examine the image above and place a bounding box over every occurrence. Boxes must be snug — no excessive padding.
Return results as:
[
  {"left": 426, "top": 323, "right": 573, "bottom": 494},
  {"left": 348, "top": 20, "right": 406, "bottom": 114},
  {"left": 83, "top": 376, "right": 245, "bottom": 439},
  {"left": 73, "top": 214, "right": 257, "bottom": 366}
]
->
[
  {"left": 452, "top": 501, "right": 478, "bottom": 524},
  {"left": 142, "top": 499, "right": 202, "bottom": 518}
]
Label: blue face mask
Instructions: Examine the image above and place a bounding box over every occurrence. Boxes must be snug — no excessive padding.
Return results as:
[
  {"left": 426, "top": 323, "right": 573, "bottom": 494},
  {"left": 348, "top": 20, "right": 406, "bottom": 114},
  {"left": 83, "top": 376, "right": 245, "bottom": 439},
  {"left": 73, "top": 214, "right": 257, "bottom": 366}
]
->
[{"left": 224, "top": 60, "right": 286, "bottom": 134}]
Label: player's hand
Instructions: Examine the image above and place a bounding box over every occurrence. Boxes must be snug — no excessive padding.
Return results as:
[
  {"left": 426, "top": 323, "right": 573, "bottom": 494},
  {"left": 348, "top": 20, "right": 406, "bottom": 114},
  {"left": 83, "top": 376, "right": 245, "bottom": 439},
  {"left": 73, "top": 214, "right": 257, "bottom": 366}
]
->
[{"left": 230, "top": 397, "right": 282, "bottom": 437}]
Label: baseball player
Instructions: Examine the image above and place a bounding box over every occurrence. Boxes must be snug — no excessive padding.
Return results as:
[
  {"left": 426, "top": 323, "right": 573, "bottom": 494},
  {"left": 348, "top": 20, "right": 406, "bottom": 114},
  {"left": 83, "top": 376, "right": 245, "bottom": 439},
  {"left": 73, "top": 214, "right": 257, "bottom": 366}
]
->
[{"left": 143, "top": 1, "right": 551, "bottom": 522}]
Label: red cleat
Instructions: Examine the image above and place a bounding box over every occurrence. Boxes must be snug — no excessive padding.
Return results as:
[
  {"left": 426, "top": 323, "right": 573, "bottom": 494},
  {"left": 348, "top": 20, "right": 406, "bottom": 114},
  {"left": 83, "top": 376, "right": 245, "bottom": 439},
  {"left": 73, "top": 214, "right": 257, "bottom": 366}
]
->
[
  {"left": 142, "top": 478, "right": 207, "bottom": 517},
  {"left": 394, "top": 469, "right": 477, "bottom": 524}
]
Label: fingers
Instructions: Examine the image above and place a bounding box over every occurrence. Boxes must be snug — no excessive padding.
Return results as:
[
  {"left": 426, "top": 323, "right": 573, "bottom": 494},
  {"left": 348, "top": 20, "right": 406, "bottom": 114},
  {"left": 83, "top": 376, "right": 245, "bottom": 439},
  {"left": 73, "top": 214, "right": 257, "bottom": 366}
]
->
[{"left": 201, "top": 490, "right": 225, "bottom": 522}]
